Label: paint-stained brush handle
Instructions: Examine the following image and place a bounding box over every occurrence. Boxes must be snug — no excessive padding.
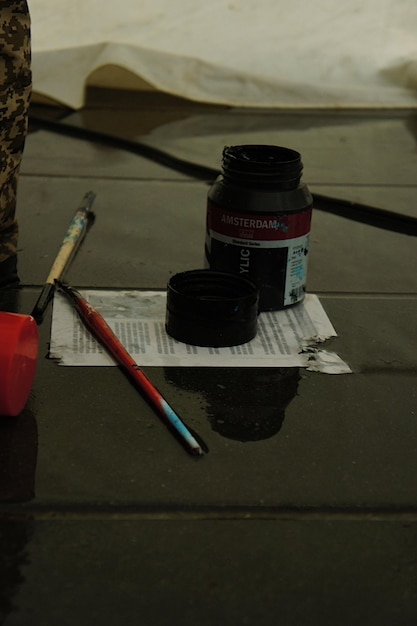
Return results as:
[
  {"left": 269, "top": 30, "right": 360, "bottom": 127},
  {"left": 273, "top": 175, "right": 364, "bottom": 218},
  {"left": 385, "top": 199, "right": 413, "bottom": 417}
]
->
[
  {"left": 55, "top": 279, "right": 206, "bottom": 457},
  {"left": 31, "top": 191, "right": 96, "bottom": 324}
]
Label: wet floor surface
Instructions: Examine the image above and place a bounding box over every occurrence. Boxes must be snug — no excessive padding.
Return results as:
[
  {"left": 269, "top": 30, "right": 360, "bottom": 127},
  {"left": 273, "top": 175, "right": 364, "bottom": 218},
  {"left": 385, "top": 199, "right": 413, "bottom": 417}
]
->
[{"left": 1, "top": 92, "right": 417, "bottom": 624}]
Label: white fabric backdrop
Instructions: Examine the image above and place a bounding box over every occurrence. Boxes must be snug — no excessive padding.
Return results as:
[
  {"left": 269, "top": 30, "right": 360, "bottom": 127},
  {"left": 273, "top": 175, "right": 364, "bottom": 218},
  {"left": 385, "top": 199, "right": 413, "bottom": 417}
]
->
[{"left": 31, "top": 0, "right": 417, "bottom": 109}]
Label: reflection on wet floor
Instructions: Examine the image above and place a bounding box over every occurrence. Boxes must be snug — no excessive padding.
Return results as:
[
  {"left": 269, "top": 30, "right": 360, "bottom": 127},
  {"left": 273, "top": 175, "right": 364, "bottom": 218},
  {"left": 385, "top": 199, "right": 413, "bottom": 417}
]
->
[
  {"left": 0, "top": 520, "right": 34, "bottom": 622},
  {"left": 0, "top": 409, "right": 38, "bottom": 503},
  {"left": 164, "top": 367, "right": 300, "bottom": 442}
]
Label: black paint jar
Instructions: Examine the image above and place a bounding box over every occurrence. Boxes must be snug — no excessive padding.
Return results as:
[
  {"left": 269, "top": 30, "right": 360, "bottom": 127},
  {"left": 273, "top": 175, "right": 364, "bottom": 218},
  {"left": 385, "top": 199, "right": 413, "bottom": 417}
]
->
[{"left": 205, "top": 145, "right": 313, "bottom": 311}]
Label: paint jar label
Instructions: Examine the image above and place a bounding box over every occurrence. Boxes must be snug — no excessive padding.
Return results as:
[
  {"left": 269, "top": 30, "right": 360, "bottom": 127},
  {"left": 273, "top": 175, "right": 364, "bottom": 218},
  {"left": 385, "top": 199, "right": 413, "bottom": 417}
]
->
[{"left": 205, "top": 201, "right": 312, "bottom": 310}]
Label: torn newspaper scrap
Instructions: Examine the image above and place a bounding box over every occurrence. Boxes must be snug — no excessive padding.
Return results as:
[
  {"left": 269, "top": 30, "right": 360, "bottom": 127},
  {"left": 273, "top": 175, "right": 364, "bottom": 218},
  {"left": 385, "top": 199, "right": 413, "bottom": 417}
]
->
[{"left": 50, "top": 290, "right": 351, "bottom": 374}]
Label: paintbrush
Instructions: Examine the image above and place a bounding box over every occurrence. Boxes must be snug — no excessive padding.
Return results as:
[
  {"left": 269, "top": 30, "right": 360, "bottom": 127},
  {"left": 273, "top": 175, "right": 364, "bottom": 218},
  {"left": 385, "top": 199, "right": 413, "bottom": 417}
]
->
[
  {"left": 31, "top": 191, "right": 96, "bottom": 324},
  {"left": 55, "top": 279, "right": 206, "bottom": 457}
]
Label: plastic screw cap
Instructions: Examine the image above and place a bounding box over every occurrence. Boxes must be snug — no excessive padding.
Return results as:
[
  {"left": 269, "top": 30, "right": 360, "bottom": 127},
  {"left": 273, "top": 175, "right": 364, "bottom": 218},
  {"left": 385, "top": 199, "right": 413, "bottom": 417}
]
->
[
  {"left": 0, "top": 312, "right": 39, "bottom": 417},
  {"left": 166, "top": 269, "right": 259, "bottom": 347}
]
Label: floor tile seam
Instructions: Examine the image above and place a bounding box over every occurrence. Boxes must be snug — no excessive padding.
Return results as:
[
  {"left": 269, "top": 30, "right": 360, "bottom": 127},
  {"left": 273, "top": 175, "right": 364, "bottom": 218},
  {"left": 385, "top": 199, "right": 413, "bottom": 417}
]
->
[
  {"left": 311, "top": 183, "right": 417, "bottom": 189},
  {"left": 229, "top": 107, "right": 417, "bottom": 115},
  {"left": 19, "top": 172, "right": 197, "bottom": 183},
  {"left": 354, "top": 368, "right": 417, "bottom": 375},
  {"left": 75, "top": 105, "right": 417, "bottom": 117},
  {"left": 2, "top": 505, "right": 417, "bottom": 522},
  {"left": 316, "top": 292, "right": 417, "bottom": 299},
  {"left": 19, "top": 172, "right": 417, "bottom": 188},
  {"left": 16, "top": 286, "right": 417, "bottom": 302}
]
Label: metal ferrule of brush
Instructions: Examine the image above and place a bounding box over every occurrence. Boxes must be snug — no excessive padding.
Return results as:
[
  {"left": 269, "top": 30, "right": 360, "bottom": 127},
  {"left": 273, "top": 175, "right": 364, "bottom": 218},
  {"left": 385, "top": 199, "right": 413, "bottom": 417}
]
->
[{"left": 54, "top": 279, "right": 82, "bottom": 304}]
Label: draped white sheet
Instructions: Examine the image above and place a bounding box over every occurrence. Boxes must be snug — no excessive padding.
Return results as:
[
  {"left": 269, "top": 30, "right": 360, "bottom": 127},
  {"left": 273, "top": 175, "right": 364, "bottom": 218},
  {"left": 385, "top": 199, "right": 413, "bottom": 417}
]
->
[{"left": 31, "top": 0, "right": 417, "bottom": 108}]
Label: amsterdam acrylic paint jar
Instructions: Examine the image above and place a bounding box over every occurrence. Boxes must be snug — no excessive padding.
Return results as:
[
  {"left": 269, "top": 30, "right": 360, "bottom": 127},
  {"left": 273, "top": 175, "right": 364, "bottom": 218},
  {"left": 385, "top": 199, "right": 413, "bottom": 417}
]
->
[{"left": 205, "top": 145, "right": 313, "bottom": 311}]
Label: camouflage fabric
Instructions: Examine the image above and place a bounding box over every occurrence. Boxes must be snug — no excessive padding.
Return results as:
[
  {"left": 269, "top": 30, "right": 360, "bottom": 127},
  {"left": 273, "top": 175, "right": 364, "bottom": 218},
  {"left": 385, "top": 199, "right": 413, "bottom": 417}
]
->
[{"left": 0, "top": 1, "right": 31, "bottom": 263}]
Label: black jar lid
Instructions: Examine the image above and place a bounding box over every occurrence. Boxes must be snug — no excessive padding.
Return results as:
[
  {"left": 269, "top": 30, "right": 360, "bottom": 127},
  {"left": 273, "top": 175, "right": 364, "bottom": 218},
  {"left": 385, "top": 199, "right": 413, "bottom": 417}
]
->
[{"left": 165, "top": 269, "right": 259, "bottom": 347}]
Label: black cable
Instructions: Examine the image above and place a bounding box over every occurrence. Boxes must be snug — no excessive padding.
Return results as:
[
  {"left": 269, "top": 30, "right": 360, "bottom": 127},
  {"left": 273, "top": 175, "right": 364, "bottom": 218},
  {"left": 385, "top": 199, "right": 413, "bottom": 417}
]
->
[
  {"left": 29, "top": 113, "right": 417, "bottom": 236},
  {"left": 29, "top": 113, "right": 219, "bottom": 181},
  {"left": 311, "top": 193, "right": 417, "bottom": 236}
]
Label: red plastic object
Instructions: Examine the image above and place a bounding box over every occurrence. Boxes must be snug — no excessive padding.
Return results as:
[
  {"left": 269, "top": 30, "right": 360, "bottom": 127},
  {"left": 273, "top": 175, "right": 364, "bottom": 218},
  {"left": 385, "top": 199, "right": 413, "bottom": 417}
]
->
[{"left": 0, "top": 312, "right": 39, "bottom": 417}]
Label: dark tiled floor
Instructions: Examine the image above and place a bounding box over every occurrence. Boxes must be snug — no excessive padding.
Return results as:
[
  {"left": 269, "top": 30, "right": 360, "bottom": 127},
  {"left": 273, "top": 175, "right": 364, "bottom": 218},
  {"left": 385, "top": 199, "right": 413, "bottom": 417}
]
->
[{"left": 1, "top": 92, "right": 417, "bottom": 624}]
